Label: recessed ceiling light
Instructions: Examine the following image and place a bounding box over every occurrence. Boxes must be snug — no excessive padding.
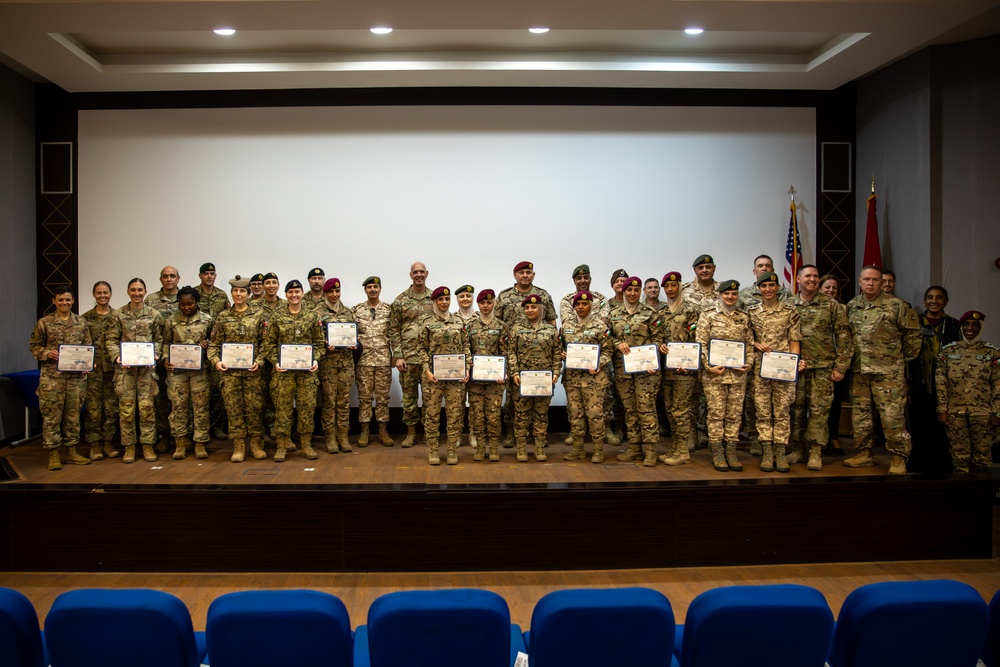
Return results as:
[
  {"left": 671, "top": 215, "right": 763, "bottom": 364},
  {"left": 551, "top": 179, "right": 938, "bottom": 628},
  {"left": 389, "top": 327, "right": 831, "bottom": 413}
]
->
[
  {"left": 528, "top": 27, "right": 550, "bottom": 34},
  {"left": 370, "top": 27, "right": 393, "bottom": 35},
  {"left": 213, "top": 28, "right": 236, "bottom": 36},
  {"left": 684, "top": 27, "right": 704, "bottom": 35}
]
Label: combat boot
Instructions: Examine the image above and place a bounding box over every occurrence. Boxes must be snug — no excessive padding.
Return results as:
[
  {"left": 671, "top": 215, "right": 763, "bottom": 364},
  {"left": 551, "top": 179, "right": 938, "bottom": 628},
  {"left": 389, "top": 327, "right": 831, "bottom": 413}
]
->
[
  {"left": 194, "top": 441, "right": 209, "bottom": 459},
  {"left": 274, "top": 436, "right": 293, "bottom": 463},
  {"left": 446, "top": 442, "right": 458, "bottom": 465},
  {"left": 357, "top": 423, "right": 370, "bottom": 447},
  {"left": 299, "top": 433, "right": 319, "bottom": 460},
  {"left": 749, "top": 439, "right": 762, "bottom": 456},
  {"left": 565, "top": 434, "right": 574, "bottom": 445},
  {"left": 378, "top": 423, "right": 393, "bottom": 446},
  {"left": 616, "top": 443, "right": 643, "bottom": 462},
  {"left": 564, "top": 441, "right": 587, "bottom": 461},
  {"left": 710, "top": 442, "right": 728, "bottom": 471},
  {"left": 284, "top": 438, "right": 297, "bottom": 452},
  {"left": 642, "top": 445, "right": 658, "bottom": 467},
  {"left": 591, "top": 440, "right": 605, "bottom": 464},
  {"left": 154, "top": 439, "right": 168, "bottom": 454},
  {"left": 807, "top": 445, "right": 823, "bottom": 471},
  {"left": 516, "top": 439, "right": 529, "bottom": 462},
  {"left": 661, "top": 441, "right": 691, "bottom": 466},
  {"left": 401, "top": 425, "right": 417, "bottom": 448},
  {"left": 760, "top": 443, "right": 774, "bottom": 472},
  {"left": 103, "top": 441, "right": 121, "bottom": 458},
  {"left": 605, "top": 421, "right": 621, "bottom": 445},
  {"left": 338, "top": 430, "right": 352, "bottom": 453},
  {"left": 774, "top": 444, "right": 790, "bottom": 473},
  {"left": 231, "top": 438, "right": 246, "bottom": 463},
  {"left": 123, "top": 445, "right": 136, "bottom": 464},
  {"left": 843, "top": 449, "right": 875, "bottom": 468},
  {"left": 502, "top": 432, "right": 515, "bottom": 448},
  {"left": 172, "top": 436, "right": 189, "bottom": 460},
  {"left": 427, "top": 439, "right": 441, "bottom": 465},
  {"left": 888, "top": 455, "right": 907, "bottom": 475},
  {"left": 488, "top": 438, "right": 500, "bottom": 462},
  {"left": 534, "top": 439, "right": 547, "bottom": 462},
  {"left": 473, "top": 436, "right": 486, "bottom": 461},
  {"left": 143, "top": 444, "right": 157, "bottom": 462},
  {"left": 64, "top": 447, "right": 92, "bottom": 465},
  {"left": 249, "top": 436, "right": 267, "bottom": 460},
  {"left": 325, "top": 434, "right": 339, "bottom": 454},
  {"left": 48, "top": 449, "right": 62, "bottom": 470},
  {"left": 89, "top": 443, "right": 104, "bottom": 460},
  {"left": 785, "top": 443, "right": 802, "bottom": 465},
  {"left": 724, "top": 443, "right": 743, "bottom": 471},
  {"left": 469, "top": 433, "right": 477, "bottom": 449}
]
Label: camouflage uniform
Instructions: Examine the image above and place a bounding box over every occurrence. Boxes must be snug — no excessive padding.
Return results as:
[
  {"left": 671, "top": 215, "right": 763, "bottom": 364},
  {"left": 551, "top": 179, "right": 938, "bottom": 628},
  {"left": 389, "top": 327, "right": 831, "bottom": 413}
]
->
[
  {"left": 301, "top": 292, "right": 326, "bottom": 314},
  {"left": 352, "top": 300, "right": 393, "bottom": 425},
  {"left": 508, "top": 320, "right": 562, "bottom": 456},
  {"left": 608, "top": 302, "right": 664, "bottom": 459},
  {"left": 196, "top": 284, "right": 231, "bottom": 437},
  {"left": 559, "top": 290, "right": 611, "bottom": 325},
  {"left": 196, "top": 285, "right": 230, "bottom": 318},
  {"left": 736, "top": 285, "right": 791, "bottom": 311},
  {"left": 388, "top": 287, "right": 433, "bottom": 427},
  {"left": 466, "top": 315, "right": 510, "bottom": 456},
  {"left": 737, "top": 285, "right": 789, "bottom": 447},
  {"left": 498, "top": 284, "right": 557, "bottom": 438},
  {"left": 144, "top": 289, "right": 179, "bottom": 443},
  {"left": 317, "top": 300, "right": 356, "bottom": 449},
  {"left": 935, "top": 340, "right": 1000, "bottom": 471},
  {"left": 260, "top": 306, "right": 325, "bottom": 447},
  {"left": 560, "top": 314, "right": 611, "bottom": 451},
  {"left": 846, "top": 292, "right": 921, "bottom": 460},
  {"left": 163, "top": 310, "right": 214, "bottom": 445},
  {"left": 696, "top": 306, "right": 754, "bottom": 444},
  {"left": 416, "top": 312, "right": 471, "bottom": 454},
  {"left": 29, "top": 312, "right": 93, "bottom": 450},
  {"left": 107, "top": 304, "right": 164, "bottom": 447},
  {"left": 207, "top": 305, "right": 266, "bottom": 440},
  {"left": 681, "top": 279, "right": 720, "bottom": 445},
  {"left": 660, "top": 298, "right": 700, "bottom": 452},
  {"left": 81, "top": 307, "right": 119, "bottom": 444},
  {"left": 747, "top": 301, "right": 802, "bottom": 447},
  {"left": 253, "top": 297, "right": 286, "bottom": 433}
]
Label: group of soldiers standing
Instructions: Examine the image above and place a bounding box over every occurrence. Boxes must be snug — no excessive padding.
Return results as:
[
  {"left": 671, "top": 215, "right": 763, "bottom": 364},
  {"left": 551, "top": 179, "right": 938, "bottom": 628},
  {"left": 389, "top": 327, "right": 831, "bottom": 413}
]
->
[{"left": 29, "top": 254, "right": 999, "bottom": 474}]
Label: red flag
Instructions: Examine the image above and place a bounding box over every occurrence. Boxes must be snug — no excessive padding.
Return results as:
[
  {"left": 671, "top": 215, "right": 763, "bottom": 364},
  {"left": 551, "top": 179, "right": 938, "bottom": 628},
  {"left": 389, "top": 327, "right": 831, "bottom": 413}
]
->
[{"left": 862, "top": 192, "right": 882, "bottom": 268}]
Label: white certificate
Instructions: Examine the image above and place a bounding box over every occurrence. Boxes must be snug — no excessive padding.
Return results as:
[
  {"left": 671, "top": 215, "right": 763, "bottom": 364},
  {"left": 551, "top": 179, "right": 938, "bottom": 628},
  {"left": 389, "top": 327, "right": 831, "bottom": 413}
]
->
[
  {"left": 169, "top": 344, "right": 203, "bottom": 370},
  {"left": 280, "top": 344, "right": 313, "bottom": 370},
  {"left": 120, "top": 342, "right": 155, "bottom": 367},
  {"left": 565, "top": 343, "right": 600, "bottom": 371},
  {"left": 57, "top": 345, "right": 94, "bottom": 372},
  {"left": 221, "top": 343, "right": 255, "bottom": 370},
  {"left": 471, "top": 355, "right": 506, "bottom": 382},
  {"left": 432, "top": 354, "right": 466, "bottom": 381},
  {"left": 622, "top": 344, "right": 659, "bottom": 374},
  {"left": 519, "top": 370, "right": 553, "bottom": 397},
  {"left": 665, "top": 342, "right": 701, "bottom": 371},
  {"left": 326, "top": 322, "right": 357, "bottom": 348},
  {"left": 759, "top": 351, "right": 800, "bottom": 382},
  {"left": 708, "top": 339, "right": 747, "bottom": 368}
]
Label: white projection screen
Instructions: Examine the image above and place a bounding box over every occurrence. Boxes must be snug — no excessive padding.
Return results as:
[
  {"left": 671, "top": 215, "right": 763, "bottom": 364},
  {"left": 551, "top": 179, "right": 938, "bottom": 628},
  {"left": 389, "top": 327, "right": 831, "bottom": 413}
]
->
[{"left": 78, "top": 104, "right": 816, "bottom": 405}]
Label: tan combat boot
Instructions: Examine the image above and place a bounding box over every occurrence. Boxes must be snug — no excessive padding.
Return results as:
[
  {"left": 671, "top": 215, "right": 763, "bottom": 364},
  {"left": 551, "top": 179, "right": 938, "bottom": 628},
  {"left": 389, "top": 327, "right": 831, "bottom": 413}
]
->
[
  {"left": 534, "top": 438, "right": 548, "bottom": 462},
  {"left": 89, "top": 443, "right": 104, "bottom": 460},
  {"left": 785, "top": 443, "right": 802, "bottom": 465},
  {"left": 103, "top": 441, "right": 121, "bottom": 458},
  {"left": 661, "top": 441, "right": 691, "bottom": 466},
  {"left": 843, "top": 449, "right": 875, "bottom": 468},
  {"left": 338, "top": 430, "right": 352, "bottom": 453},
  {"left": 48, "top": 448, "right": 62, "bottom": 470},
  {"left": 172, "top": 436, "right": 189, "bottom": 460},
  {"left": 774, "top": 444, "right": 790, "bottom": 473},
  {"left": 446, "top": 441, "right": 458, "bottom": 465},
  {"left": 807, "top": 445, "right": 823, "bottom": 471},
  {"left": 427, "top": 439, "right": 441, "bottom": 465},
  {"left": 65, "top": 445, "right": 91, "bottom": 465},
  {"left": 274, "top": 436, "right": 292, "bottom": 463},
  {"left": 473, "top": 435, "right": 486, "bottom": 461},
  {"left": 469, "top": 433, "right": 477, "bottom": 449},
  {"left": 231, "top": 438, "right": 246, "bottom": 463},
  {"left": 357, "top": 423, "right": 370, "bottom": 447},
  {"left": 299, "top": 433, "right": 319, "bottom": 460},
  {"left": 325, "top": 434, "right": 339, "bottom": 454},
  {"left": 724, "top": 443, "right": 742, "bottom": 471},
  {"left": 142, "top": 444, "right": 157, "bottom": 462},
  {"left": 249, "top": 436, "right": 267, "bottom": 460},
  {"left": 194, "top": 441, "right": 209, "bottom": 459},
  {"left": 516, "top": 439, "right": 529, "bottom": 462},
  {"left": 605, "top": 421, "right": 621, "bottom": 445},
  {"left": 488, "top": 437, "right": 500, "bottom": 462},
  {"left": 591, "top": 440, "right": 605, "bottom": 464},
  {"left": 710, "top": 442, "right": 728, "bottom": 471},
  {"left": 642, "top": 445, "right": 658, "bottom": 467},
  {"left": 564, "top": 440, "right": 587, "bottom": 461},
  {"left": 760, "top": 443, "right": 774, "bottom": 472},
  {"left": 502, "top": 432, "right": 515, "bottom": 448},
  {"left": 749, "top": 439, "right": 763, "bottom": 456},
  {"left": 123, "top": 445, "right": 136, "bottom": 464},
  {"left": 888, "top": 455, "right": 907, "bottom": 475},
  {"left": 565, "top": 434, "right": 574, "bottom": 445},
  {"left": 378, "top": 423, "right": 393, "bottom": 446},
  {"left": 401, "top": 425, "right": 417, "bottom": 448},
  {"left": 616, "top": 443, "right": 642, "bottom": 462}
]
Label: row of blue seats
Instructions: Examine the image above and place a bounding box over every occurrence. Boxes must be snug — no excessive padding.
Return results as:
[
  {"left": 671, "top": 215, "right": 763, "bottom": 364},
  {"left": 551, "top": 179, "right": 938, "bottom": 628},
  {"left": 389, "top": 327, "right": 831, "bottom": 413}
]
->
[{"left": 3, "top": 580, "right": 999, "bottom": 667}]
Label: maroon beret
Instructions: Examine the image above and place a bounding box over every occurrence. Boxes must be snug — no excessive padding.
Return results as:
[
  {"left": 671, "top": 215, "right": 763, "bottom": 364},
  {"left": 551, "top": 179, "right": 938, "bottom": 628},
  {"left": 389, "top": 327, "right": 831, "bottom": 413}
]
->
[
  {"left": 514, "top": 261, "right": 533, "bottom": 273},
  {"left": 431, "top": 286, "right": 451, "bottom": 300},
  {"left": 477, "top": 289, "right": 495, "bottom": 303},
  {"left": 322, "top": 278, "right": 341, "bottom": 292}
]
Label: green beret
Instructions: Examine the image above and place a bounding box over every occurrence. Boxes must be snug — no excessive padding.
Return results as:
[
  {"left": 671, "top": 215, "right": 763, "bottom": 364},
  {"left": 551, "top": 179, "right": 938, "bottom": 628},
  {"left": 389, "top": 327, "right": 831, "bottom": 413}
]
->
[
  {"left": 362, "top": 276, "right": 381, "bottom": 287},
  {"left": 756, "top": 271, "right": 779, "bottom": 287},
  {"left": 455, "top": 284, "right": 474, "bottom": 294},
  {"left": 572, "top": 264, "right": 590, "bottom": 277},
  {"left": 718, "top": 280, "right": 740, "bottom": 293},
  {"left": 693, "top": 254, "right": 714, "bottom": 267}
]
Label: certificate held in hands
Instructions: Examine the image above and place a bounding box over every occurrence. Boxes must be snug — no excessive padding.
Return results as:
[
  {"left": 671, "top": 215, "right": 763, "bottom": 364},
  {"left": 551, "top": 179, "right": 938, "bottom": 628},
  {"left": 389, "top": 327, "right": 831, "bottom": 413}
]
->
[
  {"left": 622, "top": 344, "right": 659, "bottom": 373},
  {"left": 665, "top": 342, "right": 701, "bottom": 371},
  {"left": 708, "top": 339, "right": 746, "bottom": 368},
  {"left": 432, "top": 354, "right": 466, "bottom": 381},
  {"left": 565, "top": 343, "right": 600, "bottom": 371},
  {"left": 326, "top": 322, "right": 357, "bottom": 347},
  {"left": 280, "top": 344, "right": 313, "bottom": 370},
  {"left": 471, "top": 355, "right": 506, "bottom": 382},
  {"left": 759, "top": 351, "right": 800, "bottom": 382},
  {"left": 120, "top": 342, "right": 155, "bottom": 367},
  {"left": 169, "top": 344, "right": 203, "bottom": 370},
  {"left": 58, "top": 345, "right": 95, "bottom": 372},
  {"left": 221, "top": 343, "right": 254, "bottom": 370},
  {"left": 519, "top": 371, "right": 553, "bottom": 397}
]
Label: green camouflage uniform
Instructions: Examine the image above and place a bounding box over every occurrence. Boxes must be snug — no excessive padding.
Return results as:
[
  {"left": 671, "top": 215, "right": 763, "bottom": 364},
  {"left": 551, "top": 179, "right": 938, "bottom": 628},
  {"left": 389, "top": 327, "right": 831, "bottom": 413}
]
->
[
  {"left": 791, "top": 293, "right": 853, "bottom": 447},
  {"left": 253, "top": 297, "right": 286, "bottom": 432},
  {"left": 208, "top": 305, "right": 266, "bottom": 439},
  {"left": 81, "top": 307, "right": 119, "bottom": 443},
  {"left": 466, "top": 315, "right": 510, "bottom": 443},
  {"left": 261, "top": 305, "right": 325, "bottom": 442},
  {"left": 660, "top": 298, "right": 699, "bottom": 449},
  {"left": 416, "top": 312, "right": 471, "bottom": 446},
  {"left": 697, "top": 306, "right": 755, "bottom": 443},
  {"left": 560, "top": 314, "right": 612, "bottom": 444},
  {"left": 559, "top": 290, "right": 611, "bottom": 325},
  {"left": 29, "top": 312, "right": 93, "bottom": 450},
  {"left": 388, "top": 286, "right": 433, "bottom": 426},
  {"left": 163, "top": 310, "right": 214, "bottom": 443},
  {"left": 301, "top": 292, "right": 326, "bottom": 314},
  {"left": 736, "top": 284, "right": 791, "bottom": 311},
  {"left": 935, "top": 340, "right": 1000, "bottom": 470},
  {"left": 498, "top": 284, "right": 557, "bottom": 434},
  {"left": 317, "top": 300, "right": 356, "bottom": 442},
  {"left": 196, "top": 284, "right": 231, "bottom": 436},
  {"left": 608, "top": 301, "right": 664, "bottom": 445},
  {"left": 748, "top": 301, "right": 802, "bottom": 446},
  {"left": 144, "top": 289, "right": 179, "bottom": 439},
  {"left": 107, "top": 304, "right": 164, "bottom": 446},
  {"left": 352, "top": 301, "right": 393, "bottom": 424},
  {"left": 846, "top": 292, "right": 921, "bottom": 457},
  {"left": 508, "top": 320, "right": 562, "bottom": 445},
  {"left": 196, "top": 285, "right": 230, "bottom": 318}
]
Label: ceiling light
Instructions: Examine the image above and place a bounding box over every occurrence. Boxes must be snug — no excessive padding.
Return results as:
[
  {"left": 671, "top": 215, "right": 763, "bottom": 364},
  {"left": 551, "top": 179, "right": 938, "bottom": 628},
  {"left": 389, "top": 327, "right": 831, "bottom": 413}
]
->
[
  {"left": 528, "top": 27, "right": 550, "bottom": 34},
  {"left": 370, "top": 27, "right": 393, "bottom": 35},
  {"left": 213, "top": 28, "right": 236, "bottom": 36},
  {"left": 684, "top": 27, "right": 704, "bottom": 35}
]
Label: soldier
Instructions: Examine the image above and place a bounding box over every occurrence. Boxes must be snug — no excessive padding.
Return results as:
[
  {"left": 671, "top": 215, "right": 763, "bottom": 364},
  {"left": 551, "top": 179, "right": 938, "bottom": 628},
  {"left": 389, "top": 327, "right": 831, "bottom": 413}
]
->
[
  {"left": 108, "top": 277, "right": 164, "bottom": 464},
  {"left": 81, "top": 281, "right": 121, "bottom": 460},
  {"left": 466, "top": 289, "right": 509, "bottom": 462},
  {"left": 560, "top": 291, "right": 612, "bottom": 463},
  {"left": 389, "top": 261, "right": 433, "bottom": 448},
  {"left": 681, "top": 254, "right": 721, "bottom": 312},
  {"left": 608, "top": 276, "right": 664, "bottom": 467},
  {"left": 303, "top": 267, "right": 326, "bottom": 311},
  {"left": 609, "top": 268, "right": 629, "bottom": 307},
  {"left": 789, "top": 265, "right": 852, "bottom": 471},
  {"left": 697, "top": 280, "right": 754, "bottom": 472},
  {"left": 819, "top": 273, "right": 849, "bottom": 455},
  {"left": 317, "top": 277, "right": 356, "bottom": 454},
  {"left": 416, "top": 286, "right": 471, "bottom": 465},
  {"left": 736, "top": 255, "right": 791, "bottom": 310},
  {"left": 352, "top": 276, "right": 393, "bottom": 447},
  {"left": 509, "top": 294, "right": 562, "bottom": 462},
  {"left": 260, "top": 279, "right": 325, "bottom": 462},
  {"left": 642, "top": 278, "right": 663, "bottom": 311},
  {"left": 195, "top": 262, "right": 230, "bottom": 443},
  {"left": 256, "top": 271, "right": 285, "bottom": 439},
  {"left": 881, "top": 269, "right": 897, "bottom": 296},
  {"left": 604, "top": 267, "right": 630, "bottom": 442},
  {"left": 747, "top": 271, "right": 803, "bottom": 472},
  {"left": 162, "top": 286, "right": 214, "bottom": 460},
  {"left": 658, "top": 271, "right": 699, "bottom": 465},
  {"left": 453, "top": 284, "right": 477, "bottom": 449},
  {"left": 30, "top": 285, "right": 94, "bottom": 470},
  {"left": 145, "top": 265, "right": 181, "bottom": 317},
  {"left": 936, "top": 311, "right": 1000, "bottom": 472},
  {"left": 208, "top": 275, "right": 268, "bottom": 462},
  {"left": 844, "top": 265, "right": 921, "bottom": 474},
  {"left": 258, "top": 272, "right": 285, "bottom": 318},
  {"left": 248, "top": 273, "right": 266, "bottom": 303},
  {"left": 145, "top": 265, "right": 180, "bottom": 452},
  {"left": 497, "top": 261, "right": 557, "bottom": 326}
]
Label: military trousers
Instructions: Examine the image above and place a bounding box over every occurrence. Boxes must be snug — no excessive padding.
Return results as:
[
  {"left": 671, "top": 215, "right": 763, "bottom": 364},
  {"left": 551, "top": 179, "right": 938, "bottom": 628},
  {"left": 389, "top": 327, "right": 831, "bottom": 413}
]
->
[
  {"left": 37, "top": 374, "right": 86, "bottom": 448},
  {"left": 220, "top": 372, "right": 264, "bottom": 439},
  {"left": 752, "top": 374, "right": 795, "bottom": 445},
  {"left": 166, "top": 369, "right": 211, "bottom": 442},
  {"left": 565, "top": 377, "right": 607, "bottom": 442},
  {"left": 399, "top": 362, "right": 424, "bottom": 426},
  {"left": 114, "top": 366, "right": 159, "bottom": 446},
  {"left": 791, "top": 367, "right": 835, "bottom": 447},
  {"left": 356, "top": 365, "right": 391, "bottom": 423},
  {"left": 851, "top": 372, "right": 912, "bottom": 457},
  {"left": 422, "top": 378, "right": 464, "bottom": 445},
  {"left": 613, "top": 360, "right": 661, "bottom": 444},
  {"left": 271, "top": 371, "right": 319, "bottom": 438},
  {"left": 84, "top": 364, "right": 119, "bottom": 443},
  {"left": 319, "top": 361, "right": 354, "bottom": 437},
  {"left": 662, "top": 375, "right": 696, "bottom": 448},
  {"left": 467, "top": 381, "right": 503, "bottom": 441},
  {"left": 702, "top": 379, "right": 746, "bottom": 443},
  {"left": 513, "top": 383, "right": 552, "bottom": 443},
  {"left": 944, "top": 411, "right": 992, "bottom": 470}
]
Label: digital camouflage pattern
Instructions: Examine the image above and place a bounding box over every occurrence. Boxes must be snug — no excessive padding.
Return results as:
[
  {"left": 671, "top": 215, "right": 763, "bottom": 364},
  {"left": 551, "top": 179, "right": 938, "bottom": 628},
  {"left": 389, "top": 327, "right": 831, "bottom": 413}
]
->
[
  {"left": 497, "top": 284, "right": 557, "bottom": 325},
  {"left": 163, "top": 310, "right": 214, "bottom": 442},
  {"left": 30, "top": 312, "right": 92, "bottom": 448},
  {"left": 317, "top": 300, "right": 356, "bottom": 439},
  {"left": 560, "top": 313, "right": 611, "bottom": 444},
  {"left": 466, "top": 315, "right": 509, "bottom": 443},
  {"left": 389, "top": 286, "right": 433, "bottom": 426},
  {"left": 208, "top": 305, "right": 266, "bottom": 439},
  {"left": 936, "top": 340, "right": 1000, "bottom": 470},
  {"left": 196, "top": 285, "right": 231, "bottom": 318},
  {"left": 508, "top": 320, "right": 562, "bottom": 443},
  {"left": 81, "top": 307, "right": 119, "bottom": 443},
  {"left": 608, "top": 301, "right": 664, "bottom": 445},
  {"left": 416, "top": 312, "right": 471, "bottom": 445},
  {"left": 748, "top": 301, "right": 801, "bottom": 445},
  {"left": 353, "top": 300, "right": 393, "bottom": 424},
  {"left": 261, "top": 306, "right": 325, "bottom": 439},
  {"left": 697, "top": 306, "right": 754, "bottom": 443},
  {"left": 681, "top": 280, "right": 721, "bottom": 313},
  {"left": 660, "top": 298, "right": 699, "bottom": 449},
  {"left": 559, "top": 289, "right": 611, "bottom": 325}
]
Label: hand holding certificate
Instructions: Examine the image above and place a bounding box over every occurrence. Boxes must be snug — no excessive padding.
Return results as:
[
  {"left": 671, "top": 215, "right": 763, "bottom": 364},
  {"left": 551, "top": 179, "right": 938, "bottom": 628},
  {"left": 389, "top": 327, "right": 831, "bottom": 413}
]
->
[
  {"left": 220, "top": 343, "right": 255, "bottom": 370},
  {"left": 759, "top": 351, "right": 800, "bottom": 382},
  {"left": 665, "top": 342, "right": 700, "bottom": 372},
  {"left": 326, "top": 322, "right": 358, "bottom": 348},
  {"left": 279, "top": 344, "right": 314, "bottom": 371},
  {"left": 519, "top": 371, "right": 554, "bottom": 397},
  {"left": 565, "top": 343, "right": 600, "bottom": 371},
  {"left": 622, "top": 344, "right": 659, "bottom": 374},
  {"left": 431, "top": 354, "right": 467, "bottom": 381},
  {"left": 57, "top": 345, "right": 95, "bottom": 372},
  {"left": 120, "top": 342, "right": 155, "bottom": 367},
  {"left": 708, "top": 339, "right": 747, "bottom": 369},
  {"left": 471, "top": 355, "right": 506, "bottom": 382},
  {"left": 169, "top": 344, "right": 203, "bottom": 371}
]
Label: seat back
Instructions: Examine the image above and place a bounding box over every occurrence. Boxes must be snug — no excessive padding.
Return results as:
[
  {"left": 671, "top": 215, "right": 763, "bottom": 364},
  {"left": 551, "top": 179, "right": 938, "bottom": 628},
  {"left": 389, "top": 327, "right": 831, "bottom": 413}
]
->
[
  {"left": 527, "top": 587, "right": 675, "bottom": 667},
  {"left": 45, "top": 588, "right": 202, "bottom": 667},
  {"left": 982, "top": 589, "right": 1000, "bottom": 667},
  {"left": 0, "top": 587, "right": 46, "bottom": 667},
  {"left": 366, "top": 588, "right": 512, "bottom": 667},
  {"left": 206, "top": 589, "right": 352, "bottom": 667},
  {"left": 829, "top": 579, "right": 990, "bottom": 667},
  {"left": 679, "top": 584, "right": 833, "bottom": 667}
]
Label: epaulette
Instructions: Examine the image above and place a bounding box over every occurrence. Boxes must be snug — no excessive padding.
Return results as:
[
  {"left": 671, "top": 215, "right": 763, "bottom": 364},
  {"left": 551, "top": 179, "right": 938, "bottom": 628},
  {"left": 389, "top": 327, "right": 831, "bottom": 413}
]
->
[{"left": 940, "top": 341, "right": 959, "bottom": 350}]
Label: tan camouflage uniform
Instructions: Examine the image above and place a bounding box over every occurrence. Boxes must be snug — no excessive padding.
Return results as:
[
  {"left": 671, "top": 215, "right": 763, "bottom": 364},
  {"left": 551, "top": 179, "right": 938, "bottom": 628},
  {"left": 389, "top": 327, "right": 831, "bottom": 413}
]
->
[
  {"left": 697, "top": 306, "right": 755, "bottom": 444},
  {"left": 681, "top": 279, "right": 721, "bottom": 444},
  {"left": 608, "top": 301, "right": 664, "bottom": 451},
  {"left": 317, "top": 300, "right": 356, "bottom": 446},
  {"left": 107, "top": 304, "right": 164, "bottom": 446},
  {"left": 935, "top": 340, "right": 1000, "bottom": 471},
  {"left": 260, "top": 305, "right": 325, "bottom": 444},
  {"left": 353, "top": 300, "right": 393, "bottom": 424},
  {"left": 466, "top": 315, "right": 510, "bottom": 448},
  {"left": 560, "top": 314, "right": 611, "bottom": 446},
  {"left": 748, "top": 301, "right": 802, "bottom": 446},
  {"left": 416, "top": 312, "right": 471, "bottom": 448},
  {"left": 660, "top": 298, "right": 700, "bottom": 450},
  {"left": 253, "top": 296, "right": 286, "bottom": 432},
  {"left": 498, "top": 284, "right": 557, "bottom": 436},
  {"left": 388, "top": 287, "right": 433, "bottom": 427},
  {"left": 81, "top": 307, "right": 119, "bottom": 444},
  {"left": 208, "top": 305, "right": 266, "bottom": 440},
  {"left": 163, "top": 310, "right": 214, "bottom": 444},
  {"left": 508, "top": 320, "right": 562, "bottom": 448},
  {"left": 559, "top": 290, "right": 611, "bottom": 325},
  {"left": 737, "top": 284, "right": 790, "bottom": 446},
  {"left": 29, "top": 312, "right": 93, "bottom": 450},
  {"left": 197, "top": 284, "right": 231, "bottom": 436},
  {"left": 144, "top": 289, "right": 179, "bottom": 441}
]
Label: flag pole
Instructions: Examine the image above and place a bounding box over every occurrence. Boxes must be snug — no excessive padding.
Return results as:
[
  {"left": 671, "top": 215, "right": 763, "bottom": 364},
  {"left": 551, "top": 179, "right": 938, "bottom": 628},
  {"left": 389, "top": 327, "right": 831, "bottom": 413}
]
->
[{"left": 788, "top": 184, "right": 798, "bottom": 293}]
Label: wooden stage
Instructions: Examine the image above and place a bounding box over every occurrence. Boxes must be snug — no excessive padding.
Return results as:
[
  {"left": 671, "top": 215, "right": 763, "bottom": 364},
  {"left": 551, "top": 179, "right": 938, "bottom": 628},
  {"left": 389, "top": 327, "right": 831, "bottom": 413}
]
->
[{"left": 1, "top": 434, "right": 997, "bottom": 573}]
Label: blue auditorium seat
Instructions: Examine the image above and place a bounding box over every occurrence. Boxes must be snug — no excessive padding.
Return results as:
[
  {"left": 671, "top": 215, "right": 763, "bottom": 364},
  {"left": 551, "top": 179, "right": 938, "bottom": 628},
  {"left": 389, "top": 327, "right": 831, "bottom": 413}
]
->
[
  {"left": 354, "top": 588, "right": 525, "bottom": 667},
  {"left": 828, "top": 579, "right": 989, "bottom": 667},
  {"left": 673, "top": 584, "right": 833, "bottom": 667},
  {"left": 206, "top": 589, "right": 353, "bottom": 667},
  {"left": 45, "top": 588, "right": 207, "bottom": 667},
  {"left": 982, "top": 589, "right": 1000, "bottom": 667},
  {"left": 524, "top": 587, "right": 677, "bottom": 667},
  {"left": 0, "top": 587, "right": 47, "bottom": 667}
]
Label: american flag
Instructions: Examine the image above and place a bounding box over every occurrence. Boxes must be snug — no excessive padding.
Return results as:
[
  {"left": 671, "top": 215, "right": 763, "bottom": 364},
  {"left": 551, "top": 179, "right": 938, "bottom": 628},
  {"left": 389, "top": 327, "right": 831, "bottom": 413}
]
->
[{"left": 783, "top": 199, "right": 802, "bottom": 293}]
